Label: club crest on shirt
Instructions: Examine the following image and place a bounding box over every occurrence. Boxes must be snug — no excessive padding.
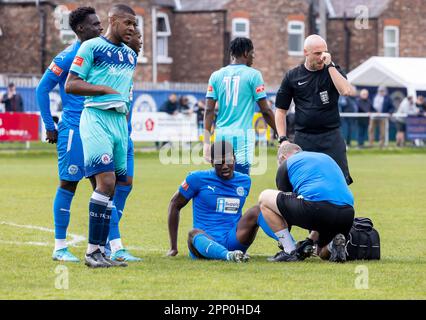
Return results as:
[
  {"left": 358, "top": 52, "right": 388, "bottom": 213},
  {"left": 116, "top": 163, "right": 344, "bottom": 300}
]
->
[
  {"left": 101, "top": 154, "right": 112, "bottom": 165},
  {"left": 128, "top": 53, "right": 135, "bottom": 65},
  {"left": 319, "top": 90, "right": 329, "bottom": 104},
  {"left": 236, "top": 186, "right": 245, "bottom": 197},
  {"left": 68, "top": 165, "right": 78, "bottom": 175}
]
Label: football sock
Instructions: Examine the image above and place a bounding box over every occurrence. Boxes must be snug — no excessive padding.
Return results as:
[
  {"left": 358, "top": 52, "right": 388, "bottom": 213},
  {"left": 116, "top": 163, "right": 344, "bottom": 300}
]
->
[
  {"left": 108, "top": 184, "right": 132, "bottom": 243},
  {"left": 86, "top": 243, "right": 99, "bottom": 255},
  {"left": 275, "top": 229, "right": 296, "bottom": 254},
  {"left": 87, "top": 191, "right": 109, "bottom": 254},
  {"left": 54, "top": 239, "right": 67, "bottom": 252},
  {"left": 53, "top": 187, "right": 74, "bottom": 246},
  {"left": 108, "top": 205, "right": 121, "bottom": 242},
  {"left": 113, "top": 184, "right": 132, "bottom": 221},
  {"left": 192, "top": 233, "right": 228, "bottom": 261},
  {"left": 257, "top": 211, "right": 279, "bottom": 241},
  {"left": 99, "top": 200, "right": 113, "bottom": 248},
  {"left": 110, "top": 238, "right": 124, "bottom": 254}
]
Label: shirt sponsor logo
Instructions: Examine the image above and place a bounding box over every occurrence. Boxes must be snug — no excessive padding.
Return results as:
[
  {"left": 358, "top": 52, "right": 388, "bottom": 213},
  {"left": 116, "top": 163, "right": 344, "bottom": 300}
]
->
[
  {"left": 256, "top": 84, "right": 265, "bottom": 94},
  {"left": 319, "top": 90, "right": 330, "bottom": 104},
  {"left": 207, "top": 85, "right": 213, "bottom": 93},
  {"left": 216, "top": 198, "right": 240, "bottom": 214},
  {"left": 181, "top": 180, "right": 189, "bottom": 191},
  {"left": 48, "top": 62, "right": 63, "bottom": 77},
  {"left": 73, "top": 56, "right": 84, "bottom": 67}
]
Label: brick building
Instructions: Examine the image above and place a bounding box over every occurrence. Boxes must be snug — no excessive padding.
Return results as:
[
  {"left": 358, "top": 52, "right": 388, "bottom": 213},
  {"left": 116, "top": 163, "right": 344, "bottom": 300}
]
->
[
  {"left": 326, "top": 0, "right": 426, "bottom": 72},
  {"left": 0, "top": 0, "right": 424, "bottom": 88}
]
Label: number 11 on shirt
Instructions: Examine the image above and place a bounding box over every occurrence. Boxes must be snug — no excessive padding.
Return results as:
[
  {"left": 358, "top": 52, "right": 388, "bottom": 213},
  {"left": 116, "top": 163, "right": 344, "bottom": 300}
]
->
[{"left": 223, "top": 76, "right": 240, "bottom": 107}]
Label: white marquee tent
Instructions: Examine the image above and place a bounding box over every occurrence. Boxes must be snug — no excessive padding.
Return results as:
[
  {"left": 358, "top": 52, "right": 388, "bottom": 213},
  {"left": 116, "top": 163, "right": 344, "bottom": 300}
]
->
[{"left": 347, "top": 56, "right": 426, "bottom": 97}]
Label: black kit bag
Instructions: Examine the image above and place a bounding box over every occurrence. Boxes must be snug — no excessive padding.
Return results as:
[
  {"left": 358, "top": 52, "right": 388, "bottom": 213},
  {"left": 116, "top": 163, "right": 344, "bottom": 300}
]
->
[{"left": 345, "top": 217, "right": 381, "bottom": 260}]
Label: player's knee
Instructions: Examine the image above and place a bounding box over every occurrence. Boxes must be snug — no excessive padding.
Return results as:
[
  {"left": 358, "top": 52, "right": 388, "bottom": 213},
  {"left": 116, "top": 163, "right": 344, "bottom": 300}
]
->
[
  {"left": 118, "top": 176, "right": 133, "bottom": 187},
  {"left": 245, "top": 205, "right": 261, "bottom": 222},
  {"left": 96, "top": 173, "right": 116, "bottom": 195},
  {"left": 258, "top": 190, "right": 276, "bottom": 208},
  {"left": 59, "top": 180, "right": 78, "bottom": 193},
  {"left": 187, "top": 228, "right": 204, "bottom": 243}
]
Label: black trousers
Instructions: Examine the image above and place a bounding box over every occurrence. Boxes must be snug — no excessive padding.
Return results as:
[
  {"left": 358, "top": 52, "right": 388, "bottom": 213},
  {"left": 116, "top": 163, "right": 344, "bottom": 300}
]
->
[{"left": 294, "top": 128, "right": 353, "bottom": 185}]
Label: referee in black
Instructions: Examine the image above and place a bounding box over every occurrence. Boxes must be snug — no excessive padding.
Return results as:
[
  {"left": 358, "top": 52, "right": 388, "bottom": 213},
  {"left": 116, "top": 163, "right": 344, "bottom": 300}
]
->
[{"left": 275, "top": 34, "right": 354, "bottom": 185}]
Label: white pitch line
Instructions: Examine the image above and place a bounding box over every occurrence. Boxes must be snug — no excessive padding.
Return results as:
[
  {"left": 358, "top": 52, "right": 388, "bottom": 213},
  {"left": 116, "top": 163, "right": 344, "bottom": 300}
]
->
[{"left": 0, "top": 221, "right": 86, "bottom": 247}]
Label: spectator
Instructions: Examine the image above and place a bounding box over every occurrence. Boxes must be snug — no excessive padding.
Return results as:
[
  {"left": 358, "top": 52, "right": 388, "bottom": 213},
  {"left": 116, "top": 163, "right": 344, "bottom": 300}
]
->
[
  {"left": 178, "top": 95, "right": 192, "bottom": 115},
  {"left": 1, "top": 83, "right": 24, "bottom": 112},
  {"left": 369, "top": 86, "right": 394, "bottom": 148},
  {"left": 356, "top": 89, "right": 375, "bottom": 148},
  {"left": 338, "top": 91, "right": 357, "bottom": 148},
  {"left": 415, "top": 95, "right": 426, "bottom": 114},
  {"left": 194, "top": 99, "right": 205, "bottom": 128},
  {"left": 395, "top": 95, "right": 419, "bottom": 147},
  {"left": 159, "top": 93, "right": 179, "bottom": 115}
]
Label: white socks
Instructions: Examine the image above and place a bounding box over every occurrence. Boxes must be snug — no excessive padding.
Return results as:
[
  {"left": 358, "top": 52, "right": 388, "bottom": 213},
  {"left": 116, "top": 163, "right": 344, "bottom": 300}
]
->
[
  {"left": 54, "top": 239, "right": 67, "bottom": 251},
  {"left": 86, "top": 243, "right": 99, "bottom": 255},
  {"left": 275, "top": 229, "right": 296, "bottom": 254},
  {"left": 110, "top": 238, "right": 124, "bottom": 254}
]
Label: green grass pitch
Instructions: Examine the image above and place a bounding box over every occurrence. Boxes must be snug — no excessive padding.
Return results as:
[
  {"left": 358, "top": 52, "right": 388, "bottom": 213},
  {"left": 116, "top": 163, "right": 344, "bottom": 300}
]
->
[{"left": 0, "top": 147, "right": 425, "bottom": 299}]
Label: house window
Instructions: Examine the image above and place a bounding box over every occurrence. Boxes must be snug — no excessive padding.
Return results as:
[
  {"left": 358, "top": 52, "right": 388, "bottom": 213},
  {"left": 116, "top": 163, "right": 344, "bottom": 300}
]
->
[
  {"left": 384, "top": 26, "right": 399, "bottom": 57},
  {"left": 232, "top": 18, "right": 250, "bottom": 39},
  {"left": 135, "top": 15, "right": 148, "bottom": 63},
  {"left": 156, "top": 12, "right": 172, "bottom": 63},
  {"left": 288, "top": 21, "right": 304, "bottom": 56}
]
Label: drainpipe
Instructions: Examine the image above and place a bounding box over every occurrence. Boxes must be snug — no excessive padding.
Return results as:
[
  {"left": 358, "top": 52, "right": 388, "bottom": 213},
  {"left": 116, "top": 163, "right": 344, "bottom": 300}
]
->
[
  {"left": 36, "top": 0, "right": 47, "bottom": 73},
  {"left": 152, "top": 6, "right": 157, "bottom": 83},
  {"left": 343, "top": 11, "right": 351, "bottom": 72}
]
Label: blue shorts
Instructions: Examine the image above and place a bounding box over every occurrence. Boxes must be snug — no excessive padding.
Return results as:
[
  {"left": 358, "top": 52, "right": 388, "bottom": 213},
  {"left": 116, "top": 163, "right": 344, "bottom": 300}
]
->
[
  {"left": 189, "top": 224, "right": 250, "bottom": 259},
  {"left": 126, "top": 137, "right": 134, "bottom": 178},
  {"left": 56, "top": 122, "right": 84, "bottom": 181}
]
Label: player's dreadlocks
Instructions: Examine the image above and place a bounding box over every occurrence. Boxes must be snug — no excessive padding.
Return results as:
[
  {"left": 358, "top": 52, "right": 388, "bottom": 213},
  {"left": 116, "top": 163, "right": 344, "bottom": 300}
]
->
[
  {"left": 229, "top": 37, "right": 254, "bottom": 59},
  {"left": 69, "top": 7, "right": 96, "bottom": 34}
]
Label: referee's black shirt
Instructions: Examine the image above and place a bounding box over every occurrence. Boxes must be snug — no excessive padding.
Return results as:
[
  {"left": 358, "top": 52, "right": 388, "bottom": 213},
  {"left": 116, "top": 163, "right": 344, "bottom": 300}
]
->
[{"left": 275, "top": 64, "right": 347, "bottom": 134}]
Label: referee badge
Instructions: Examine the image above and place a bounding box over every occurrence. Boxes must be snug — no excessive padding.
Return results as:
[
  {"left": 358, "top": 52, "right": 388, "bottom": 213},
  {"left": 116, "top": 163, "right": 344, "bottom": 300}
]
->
[{"left": 319, "top": 90, "right": 329, "bottom": 104}]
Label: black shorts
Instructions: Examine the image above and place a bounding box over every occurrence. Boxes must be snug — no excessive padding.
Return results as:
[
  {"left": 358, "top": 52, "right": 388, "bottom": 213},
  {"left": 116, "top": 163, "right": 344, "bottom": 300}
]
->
[
  {"left": 295, "top": 128, "right": 353, "bottom": 185},
  {"left": 276, "top": 192, "right": 355, "bottom": 248}
]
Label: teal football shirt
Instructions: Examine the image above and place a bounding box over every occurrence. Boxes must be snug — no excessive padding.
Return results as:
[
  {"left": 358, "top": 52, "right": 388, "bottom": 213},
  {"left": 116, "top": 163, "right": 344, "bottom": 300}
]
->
[
  {"left": 70, "top": 36, "right": 137, "bottom": 114},
  {"left": 206, "top": 64, "right": 267, "bottom": 166}
]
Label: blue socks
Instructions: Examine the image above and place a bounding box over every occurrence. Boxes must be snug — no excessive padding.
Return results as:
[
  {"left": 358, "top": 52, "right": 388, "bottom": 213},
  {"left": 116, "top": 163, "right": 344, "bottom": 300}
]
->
[
  {"left": 88, "top": 191, "right": 110, "bottom": 246},
  {"left": 108, "top": 184, "right": 132, "bottom": 242},
  {"left": 192, "top": 234, "right": 229, "bottom": 260},
  {"left": 257, "top": 211, "right": 279, "bottom": 241},
  {"left": 53, "top": 187, "right": 74, "bottom": 240}
]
